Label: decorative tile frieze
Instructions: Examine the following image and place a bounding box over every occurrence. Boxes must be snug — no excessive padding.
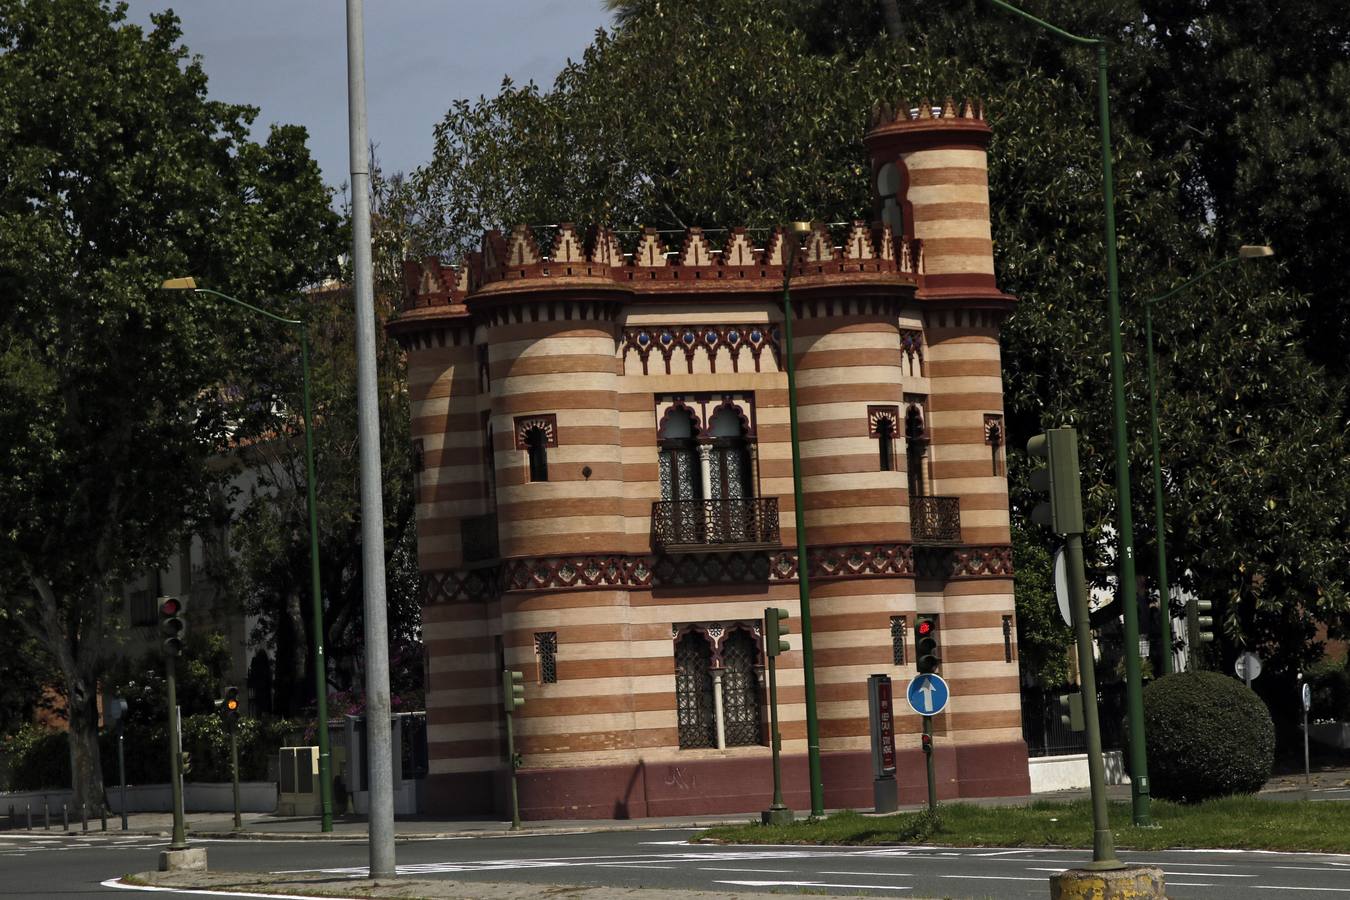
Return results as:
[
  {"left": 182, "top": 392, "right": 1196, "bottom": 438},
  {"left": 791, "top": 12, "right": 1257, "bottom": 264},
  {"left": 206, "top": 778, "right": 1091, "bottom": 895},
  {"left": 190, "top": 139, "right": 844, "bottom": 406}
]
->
[
  {"left": 623, "top": 324, "right": 781, "bottom": 375},
  {"left": 421, "top": 543, "right": 1011, "bottom": 604}
]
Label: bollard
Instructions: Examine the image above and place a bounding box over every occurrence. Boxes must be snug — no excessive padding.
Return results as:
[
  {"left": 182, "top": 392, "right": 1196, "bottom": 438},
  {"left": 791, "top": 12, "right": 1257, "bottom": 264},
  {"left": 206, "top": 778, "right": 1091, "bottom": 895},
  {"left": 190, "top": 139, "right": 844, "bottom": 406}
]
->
[
  {"left": 101, "top": 807, "right": 107, "bottom": 832},
  {"left": 26, "top": 804, "right": 32, "bottom": 830},
  {"left": 44, "top": 803, "right": 50, "bottom": 830},
  {"left": 7, "top": 804, "right": 13, "bottom": 828},
  {"left": 62, "top": 803, "right": 68, "bottom": 832},
  {"left": 81, "top": 803, "right": 88, "bottom": 832}
]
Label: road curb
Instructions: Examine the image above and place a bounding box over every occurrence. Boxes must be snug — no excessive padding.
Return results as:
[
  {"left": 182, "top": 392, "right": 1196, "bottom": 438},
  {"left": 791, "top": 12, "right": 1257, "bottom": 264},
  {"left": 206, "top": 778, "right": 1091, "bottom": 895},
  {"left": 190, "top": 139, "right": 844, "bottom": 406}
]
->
[{"left": 186, "top": 819, "right": 739, "bottom": 841}]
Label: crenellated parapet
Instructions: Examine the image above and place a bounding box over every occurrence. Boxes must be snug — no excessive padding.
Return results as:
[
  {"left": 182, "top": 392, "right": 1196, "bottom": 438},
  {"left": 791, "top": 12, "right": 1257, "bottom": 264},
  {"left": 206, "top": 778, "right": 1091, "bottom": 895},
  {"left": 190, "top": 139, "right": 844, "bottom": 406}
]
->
[{"left": 392, "top": 219, "right": 927, "bottom": 333}]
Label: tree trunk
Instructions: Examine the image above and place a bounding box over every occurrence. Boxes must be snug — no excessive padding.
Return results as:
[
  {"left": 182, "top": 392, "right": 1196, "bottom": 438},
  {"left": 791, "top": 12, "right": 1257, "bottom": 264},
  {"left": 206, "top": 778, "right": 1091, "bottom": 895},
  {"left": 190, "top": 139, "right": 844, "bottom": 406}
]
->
[
  {"left": 285, "top": 589, "right": 308, "bottom": 714},
  {"left": 64, "top": 670, "right": 106, "bottom": 815},
  {"left": 880, "top": 0, "right": 904, "bottom": 42}
]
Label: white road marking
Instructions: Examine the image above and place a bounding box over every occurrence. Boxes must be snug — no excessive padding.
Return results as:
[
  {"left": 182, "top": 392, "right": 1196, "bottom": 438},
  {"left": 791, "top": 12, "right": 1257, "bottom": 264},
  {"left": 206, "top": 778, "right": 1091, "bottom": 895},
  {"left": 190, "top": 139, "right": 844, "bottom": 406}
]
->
[
  {"left": 697, "top": 867, "right": 795, "bottom": 873},
  {"left": 819, "top": 871, "right": 911, "bottom": 877},
  {"left": 1256, "top": 887, "right": 1350, "bottom": 893},
  {"left": 941, "top": 874, "right": 1044, "bottom": 881},
  {"left": 716, "top": 880, "right": 911, "bottom": 891}
]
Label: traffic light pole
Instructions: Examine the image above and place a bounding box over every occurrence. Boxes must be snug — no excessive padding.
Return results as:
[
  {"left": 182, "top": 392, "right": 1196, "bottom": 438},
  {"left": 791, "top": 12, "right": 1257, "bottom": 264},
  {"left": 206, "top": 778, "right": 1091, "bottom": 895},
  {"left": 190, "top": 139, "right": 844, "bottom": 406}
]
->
[
  {"left": 165, "top": 655, "right": 187, "bottom": 851},
  {"left": 922, "top": 716, "right": 936, "bottom": 812},
  {"left": 506, "top": 710, "right": 520, "bottom": 831},
  {"left": 763, "top": 651, "right": 791, "bottom": 825},
  {"left": 117, "top": 728, "right": 128, "bottom": 831},
  {"left": 230, "top": 728, "right": 242, "bottom": 831},
  {"left": 1065, "top": 532, "right": 1124, "bottom": 869}
]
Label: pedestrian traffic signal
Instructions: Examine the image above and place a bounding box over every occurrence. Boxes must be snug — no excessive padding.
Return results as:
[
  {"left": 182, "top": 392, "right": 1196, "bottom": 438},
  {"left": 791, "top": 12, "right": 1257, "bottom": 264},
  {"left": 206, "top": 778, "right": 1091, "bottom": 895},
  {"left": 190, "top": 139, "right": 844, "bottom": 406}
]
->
[
  {"left": 503, "top": 669, "right": 525, "bottom": 713},
  {"left": 105, "top": 697, "right": 128, "bottom": 733},
  {"left": 158, "top": 596, "right": 186, "bottom": 657},
  {"left": 915, "top": 614, "right": 940, "bottom": 674},
  {"left": 216, "top": 686, "right": 241, "bottom": 728},
  {"left": 1026, "top": 427, "right": 1084, "bottom": 535},
  {"left": 764, "top": 607, "right": 791, "bottom": 657}
]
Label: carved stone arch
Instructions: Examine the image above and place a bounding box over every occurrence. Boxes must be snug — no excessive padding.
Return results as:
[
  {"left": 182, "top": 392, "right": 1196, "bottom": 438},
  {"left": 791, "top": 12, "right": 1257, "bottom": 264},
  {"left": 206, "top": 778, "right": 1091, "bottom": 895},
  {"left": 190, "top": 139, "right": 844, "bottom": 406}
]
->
[
  {"left": 707, "top": 397, "right": 754, "bottom": 439},
  {"left": 657, "top": 400, "right": 704, "bottom": 440},
  {"left": 716, "top": 620, "right": 763, "bottom": 661}
]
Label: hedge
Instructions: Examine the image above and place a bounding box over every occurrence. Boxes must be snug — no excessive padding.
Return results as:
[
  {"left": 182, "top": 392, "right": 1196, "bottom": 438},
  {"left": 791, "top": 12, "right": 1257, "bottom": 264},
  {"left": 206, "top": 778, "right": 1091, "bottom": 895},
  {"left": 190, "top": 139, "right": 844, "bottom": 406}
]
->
[{"left": 1142, "top": 670, "right": 1275, "bottom": 803}]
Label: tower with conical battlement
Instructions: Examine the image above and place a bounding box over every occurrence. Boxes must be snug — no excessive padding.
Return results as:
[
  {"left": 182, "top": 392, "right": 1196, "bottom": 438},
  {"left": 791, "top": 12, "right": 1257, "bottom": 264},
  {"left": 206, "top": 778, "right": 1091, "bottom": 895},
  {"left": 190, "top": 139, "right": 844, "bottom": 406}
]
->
[{"left": 390, "top": 97, "right": 1028, "bottom": 819}]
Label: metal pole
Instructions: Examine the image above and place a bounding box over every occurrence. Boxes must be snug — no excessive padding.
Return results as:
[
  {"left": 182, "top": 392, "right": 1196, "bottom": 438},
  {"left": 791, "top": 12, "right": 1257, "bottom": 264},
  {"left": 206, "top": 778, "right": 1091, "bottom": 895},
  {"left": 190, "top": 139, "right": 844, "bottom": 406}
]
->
[
  {"left": 118, "top": 731, "right": 127, "bottom": 831},
  {"left": 780, "top": 238, "right": 824, "bottom": 816},
  {"left": 1065, "top": 532, "right": 1124, "bottom": 868},
  {"left": 506, "top": 710, "right": 520, "bottom": 830},
  {"left": 231, "top": 729, "right": 242, "bottom": 831},
  {"left": 299, "top": 328, "right": 334, "bottom": 833},
  {"left": 922, "top": 715, "right": 936, "bottom": 811},
  {"left": 166, "top": 655, "right": 187, "bottom": 850},
  {"left": 344, "top": 0, "right": 396, "bottom": 876},
  {"left": 1144, "top": 302, "right": 1172, "bottom": 675},
  {"left": 766, "top": 653, "right": 789, "bottom": 821},
  {"left": 985, "top": 0, "right": 1151, "bottom": 828},
  {"left": 1095, "top": 40, "right": 1150, "bottom": 827}
]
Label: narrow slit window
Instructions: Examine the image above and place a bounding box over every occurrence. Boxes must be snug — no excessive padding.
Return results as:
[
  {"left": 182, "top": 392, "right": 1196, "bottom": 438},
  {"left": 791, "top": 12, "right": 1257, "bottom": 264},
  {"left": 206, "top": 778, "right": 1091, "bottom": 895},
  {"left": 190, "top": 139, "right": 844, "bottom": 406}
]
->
[
  {"left": 525, "top": 427, "right": 549, "bottom": 482},
  {"left": 535, "top": 632, "right": 558, "bottom": 684},
  {"left": 877, "top": 417, "right": 895, "bottom": 472},
  {"left": 890, "top": 615, "right": 907, "bottom": 665},
  {"left": 1002, "top": 615, "right": 1014, "bottom": 663}
]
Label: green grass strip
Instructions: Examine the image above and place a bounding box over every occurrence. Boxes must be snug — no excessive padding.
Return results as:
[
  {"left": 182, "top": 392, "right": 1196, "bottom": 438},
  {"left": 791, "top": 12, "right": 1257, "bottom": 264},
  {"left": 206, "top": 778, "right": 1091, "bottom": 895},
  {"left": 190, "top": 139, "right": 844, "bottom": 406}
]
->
[{"left": 701, "top": 797, "right": 1350, "bottom": 853}]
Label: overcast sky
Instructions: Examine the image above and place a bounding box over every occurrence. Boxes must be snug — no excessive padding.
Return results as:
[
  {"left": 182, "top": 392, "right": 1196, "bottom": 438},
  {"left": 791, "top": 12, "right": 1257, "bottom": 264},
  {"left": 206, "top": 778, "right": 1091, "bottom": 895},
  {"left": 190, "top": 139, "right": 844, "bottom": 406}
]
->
[{"left": 122, "top": 1, "right": 615, "bottom": 191}]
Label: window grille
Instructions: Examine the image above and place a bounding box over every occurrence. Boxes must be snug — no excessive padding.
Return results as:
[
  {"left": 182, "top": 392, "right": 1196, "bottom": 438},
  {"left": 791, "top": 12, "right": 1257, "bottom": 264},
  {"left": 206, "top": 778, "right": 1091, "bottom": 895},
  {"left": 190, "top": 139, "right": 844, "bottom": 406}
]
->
[
  {"left": 1003, "top": 615, "right": 1014, "bottom": 663},
  {"left": 720, "top": 630, "right": 763, "bottom": 747},
  {"left": 890, "top": 615, "right": 907, "bottom": 665},
  {"left": 675, "top": 633, "right": 716, "bottom": 748},
  {"left": 535, "top": 632, "right": 558, "bottom": 684}
]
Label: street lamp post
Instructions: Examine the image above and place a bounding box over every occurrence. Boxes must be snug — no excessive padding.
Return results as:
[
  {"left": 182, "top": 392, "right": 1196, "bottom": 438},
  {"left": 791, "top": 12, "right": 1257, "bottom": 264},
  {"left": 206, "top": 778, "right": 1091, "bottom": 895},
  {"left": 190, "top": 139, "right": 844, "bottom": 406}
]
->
[
  {"left": 160, "top": 277, "right": 334, "bottom": 833},
  {"left": 985, "top": 0, "right": 1152, "bottom": 824},
  {"left": 1142, "top": 246, "right": 1275, "bottom": 675},
  {"left": 780, "top": 221, "right": 825, "bottom": 816}
]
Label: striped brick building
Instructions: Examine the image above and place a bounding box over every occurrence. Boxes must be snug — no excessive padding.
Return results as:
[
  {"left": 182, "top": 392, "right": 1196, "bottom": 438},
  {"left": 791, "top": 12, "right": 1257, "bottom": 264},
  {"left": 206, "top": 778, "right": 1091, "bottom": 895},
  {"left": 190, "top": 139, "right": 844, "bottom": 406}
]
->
[{"left": 391, "top": 98, "right": 1029, "bottom": 819}]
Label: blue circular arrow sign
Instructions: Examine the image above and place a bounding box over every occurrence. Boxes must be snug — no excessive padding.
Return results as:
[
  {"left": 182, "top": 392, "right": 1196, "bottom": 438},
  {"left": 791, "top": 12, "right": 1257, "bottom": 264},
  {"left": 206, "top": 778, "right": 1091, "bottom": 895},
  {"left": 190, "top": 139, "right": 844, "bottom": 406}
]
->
[{"left": 906, "top": 673, "right": 950, "bottom": 717}]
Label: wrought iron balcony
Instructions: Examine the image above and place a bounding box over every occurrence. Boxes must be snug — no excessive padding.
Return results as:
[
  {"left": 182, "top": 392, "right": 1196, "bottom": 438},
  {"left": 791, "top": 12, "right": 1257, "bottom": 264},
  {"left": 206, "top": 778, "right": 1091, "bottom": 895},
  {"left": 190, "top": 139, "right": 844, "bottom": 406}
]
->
[
  {"left": 461, "top": 512, "right": 500, "bottom": 563},
  {"left": 651, "top": 498, "right": 781, "bottom": 553},
  {"left": 911, "top": 495, "right": 962, "bottom": 545}
]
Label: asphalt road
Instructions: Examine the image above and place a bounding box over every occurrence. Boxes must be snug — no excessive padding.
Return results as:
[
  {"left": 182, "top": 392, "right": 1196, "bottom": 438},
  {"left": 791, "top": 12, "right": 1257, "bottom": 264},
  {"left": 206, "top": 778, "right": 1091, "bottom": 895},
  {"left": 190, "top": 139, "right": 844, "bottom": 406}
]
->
[{"left": 3, "top": 827, "right": 1350, "bottom": 898}]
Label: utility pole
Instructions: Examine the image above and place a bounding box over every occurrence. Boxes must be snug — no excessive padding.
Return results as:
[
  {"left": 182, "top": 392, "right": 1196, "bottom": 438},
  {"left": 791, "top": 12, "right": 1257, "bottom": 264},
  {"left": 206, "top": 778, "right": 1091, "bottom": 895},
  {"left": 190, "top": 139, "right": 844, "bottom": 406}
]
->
[{"left": 344, "top": 0, "right": 395, "bottom": 877}]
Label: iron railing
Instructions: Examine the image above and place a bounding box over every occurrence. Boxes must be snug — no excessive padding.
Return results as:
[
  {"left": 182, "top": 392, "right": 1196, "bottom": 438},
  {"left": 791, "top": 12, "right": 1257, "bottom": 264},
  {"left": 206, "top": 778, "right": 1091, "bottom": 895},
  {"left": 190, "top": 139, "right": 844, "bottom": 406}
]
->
[
  {"left": 911, "top": 495, "right": 962, "bottom": 544},
  {"left": 651, "top": 498, "right": 780, "bottom": 552}
]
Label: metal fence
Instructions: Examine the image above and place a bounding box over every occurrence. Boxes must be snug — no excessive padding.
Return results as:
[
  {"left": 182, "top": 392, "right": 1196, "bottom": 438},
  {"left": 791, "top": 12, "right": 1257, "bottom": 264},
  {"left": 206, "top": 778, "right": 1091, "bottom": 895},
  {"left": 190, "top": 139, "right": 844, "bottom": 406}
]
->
[{"left": 1021, "top": 684, "right": 1125, "bottom": 758}]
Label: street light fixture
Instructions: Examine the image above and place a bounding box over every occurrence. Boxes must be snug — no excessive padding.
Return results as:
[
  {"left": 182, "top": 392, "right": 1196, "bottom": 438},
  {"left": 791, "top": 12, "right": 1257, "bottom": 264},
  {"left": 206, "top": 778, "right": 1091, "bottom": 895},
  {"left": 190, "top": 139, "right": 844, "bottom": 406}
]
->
[
  {"left": 1143, "top": 245, "right": 1275, "bottom": 675},
  {"left": 984, "top": 0, "right": 1152, "bottom": 824},
  {"left": 160, "top": 276, "right": 335, "bottom": 833},
  {"left": 779, "top": 220, "right": 825, "bottom": 816}
]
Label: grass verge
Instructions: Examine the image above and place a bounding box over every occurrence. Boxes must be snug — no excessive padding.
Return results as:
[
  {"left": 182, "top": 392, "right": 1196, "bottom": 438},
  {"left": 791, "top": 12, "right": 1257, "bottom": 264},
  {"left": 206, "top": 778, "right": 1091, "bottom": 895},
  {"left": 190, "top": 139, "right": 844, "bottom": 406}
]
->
[{"left": 700, "top": 797, "right": 1350, "bottom": 854}]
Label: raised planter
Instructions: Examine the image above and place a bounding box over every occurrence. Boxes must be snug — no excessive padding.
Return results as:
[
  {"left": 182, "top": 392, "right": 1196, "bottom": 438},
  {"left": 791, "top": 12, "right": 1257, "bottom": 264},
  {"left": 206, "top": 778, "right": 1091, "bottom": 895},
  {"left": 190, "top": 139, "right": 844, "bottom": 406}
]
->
[
  {"left": 1029, "top": 750, "right": 1128, "bottom": 793},
  {"left": 1, "top": 782, "right": 276, "bottom": 815}
]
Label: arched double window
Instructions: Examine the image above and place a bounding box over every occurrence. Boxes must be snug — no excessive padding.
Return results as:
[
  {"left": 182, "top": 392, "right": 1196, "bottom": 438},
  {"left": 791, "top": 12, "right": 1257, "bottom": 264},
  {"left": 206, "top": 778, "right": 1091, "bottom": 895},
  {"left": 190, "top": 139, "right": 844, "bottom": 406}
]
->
[{"left": 673, "top": 626, "right": 763, "bottom": 750}]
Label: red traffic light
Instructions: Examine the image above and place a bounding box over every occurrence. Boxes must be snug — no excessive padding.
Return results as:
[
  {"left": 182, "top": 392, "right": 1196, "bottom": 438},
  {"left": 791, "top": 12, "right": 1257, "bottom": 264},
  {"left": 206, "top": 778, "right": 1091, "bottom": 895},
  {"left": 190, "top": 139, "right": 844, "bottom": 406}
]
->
[
  {"left": 159, "top": 597, "right": 181, "bottom": 617},
  {"left": 916, "top": 619, "right": 934, "bottom": 636}
]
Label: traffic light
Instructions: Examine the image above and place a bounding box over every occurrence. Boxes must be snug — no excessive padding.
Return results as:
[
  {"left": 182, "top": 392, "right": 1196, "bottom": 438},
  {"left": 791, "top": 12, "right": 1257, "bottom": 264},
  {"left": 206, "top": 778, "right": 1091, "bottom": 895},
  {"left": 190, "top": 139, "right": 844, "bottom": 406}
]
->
[
  {"left": 159, "top": 596, "right": 186, "bottom": 657},
  {"left": 1026, "top": 427, "right": 1084, "bottom": 535},
  {"left": 1056, "top": 692, "right": 1085, "bottom": 732},
  {"left": 216, "top": 686, "right": 241, "bottom": 728},
  {"left": 764, "top": 607, "right": 791, "bottom": 657},
  {"left": 1189, "top": 597, "right": 1215, "bottom": 647},
  {"left": 915, "top": 614, "right": 940, "bottom": 674},
  {"left": 503, "top": 669, "right": 525, "bottom": 713}
]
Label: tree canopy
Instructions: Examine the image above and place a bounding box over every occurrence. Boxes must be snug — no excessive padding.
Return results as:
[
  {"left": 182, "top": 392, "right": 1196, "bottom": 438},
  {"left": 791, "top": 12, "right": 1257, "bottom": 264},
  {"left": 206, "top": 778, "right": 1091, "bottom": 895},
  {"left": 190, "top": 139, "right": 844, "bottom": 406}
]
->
[
  {"left": 408, "top": 0, "right": 1350, "bottom": 681},
  {"left": 0, "top": 0, "right": 341, "bottom": 809}
]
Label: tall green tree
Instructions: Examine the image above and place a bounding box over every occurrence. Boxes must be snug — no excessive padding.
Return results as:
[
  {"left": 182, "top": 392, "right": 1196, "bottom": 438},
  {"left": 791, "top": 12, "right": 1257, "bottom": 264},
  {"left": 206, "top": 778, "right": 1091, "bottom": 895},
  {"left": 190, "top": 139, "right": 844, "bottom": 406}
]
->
[
  {"left": 411, "top": 0, "right": 1350, "bottom": 681},
  {"left": 0, "top": 1, "right": 340, "bottom": 811},
  {"left": 223, "top": 164, "right": 422, "bottom": 716}
]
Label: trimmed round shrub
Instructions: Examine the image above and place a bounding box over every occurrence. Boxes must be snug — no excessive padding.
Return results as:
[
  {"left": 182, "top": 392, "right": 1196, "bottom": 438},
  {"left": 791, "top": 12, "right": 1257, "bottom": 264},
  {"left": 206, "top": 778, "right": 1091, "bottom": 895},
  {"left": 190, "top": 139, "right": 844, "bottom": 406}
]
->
[{"left": 1142, "top": 670, "right": 1274, "bottom": 802}]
